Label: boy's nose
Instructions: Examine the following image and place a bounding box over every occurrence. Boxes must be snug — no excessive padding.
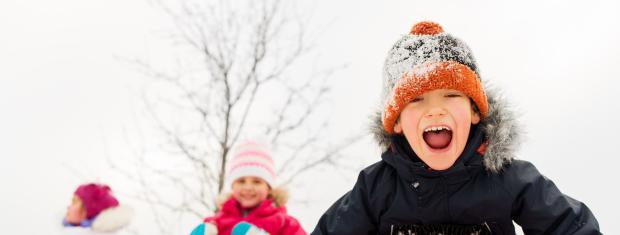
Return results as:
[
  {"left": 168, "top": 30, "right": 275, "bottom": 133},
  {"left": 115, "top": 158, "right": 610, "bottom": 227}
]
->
[{"left": 425, "top": 107, "right": 446, "bottom": 118}]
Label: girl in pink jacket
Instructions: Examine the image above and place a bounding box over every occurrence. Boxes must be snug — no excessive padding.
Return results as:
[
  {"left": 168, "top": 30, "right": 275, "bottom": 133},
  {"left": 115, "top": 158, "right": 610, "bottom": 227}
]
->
[{"left": 190, "top": 141, "right": 306, "bottom": 235}]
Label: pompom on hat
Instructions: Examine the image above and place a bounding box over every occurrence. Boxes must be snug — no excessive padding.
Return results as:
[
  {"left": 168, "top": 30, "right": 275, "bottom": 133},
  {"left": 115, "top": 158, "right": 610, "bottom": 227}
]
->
[
  {"left": 74, "top": 183, "right": 119, "bottom": 219},
  {"left": 227, "top": 141, "right": 276, "bottom": 187},
  {"left": 381, "top": 21, "right": 489, "bottom": 134}
]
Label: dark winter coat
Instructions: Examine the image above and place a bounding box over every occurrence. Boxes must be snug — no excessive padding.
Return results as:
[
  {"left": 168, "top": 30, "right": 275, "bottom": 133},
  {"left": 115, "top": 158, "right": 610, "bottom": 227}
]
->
[{"left": 311, "top": 87, "right": 601, "bottom": 235}]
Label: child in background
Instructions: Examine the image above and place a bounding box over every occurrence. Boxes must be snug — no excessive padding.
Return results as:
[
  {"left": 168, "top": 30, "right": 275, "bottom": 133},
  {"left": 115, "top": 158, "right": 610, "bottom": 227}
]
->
[
  {"left": 311, "top": 21, "right": 601, "bottom": 234},
  {"left": 191, "top": 141, "right": 306, "bottom": 235},
  {"left": 63, "top": 183, "right": 133, "bottom": 234}
]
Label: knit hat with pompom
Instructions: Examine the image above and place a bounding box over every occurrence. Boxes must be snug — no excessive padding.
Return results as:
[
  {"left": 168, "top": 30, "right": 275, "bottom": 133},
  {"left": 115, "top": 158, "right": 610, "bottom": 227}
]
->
[
  {"left": 381, "top": 21, "right": 488, "bottom": 134},
  {"left": 226, "top": 141, "right": 276, "bottom": 187},
  {"left": 74, "top": 183, "right": 119, "bottom": 219}
]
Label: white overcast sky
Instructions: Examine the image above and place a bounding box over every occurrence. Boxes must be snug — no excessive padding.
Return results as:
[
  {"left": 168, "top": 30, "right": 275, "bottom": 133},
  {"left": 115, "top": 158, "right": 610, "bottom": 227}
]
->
[{"left": 1, "top": 0, "right": 619, "bottom": 234}]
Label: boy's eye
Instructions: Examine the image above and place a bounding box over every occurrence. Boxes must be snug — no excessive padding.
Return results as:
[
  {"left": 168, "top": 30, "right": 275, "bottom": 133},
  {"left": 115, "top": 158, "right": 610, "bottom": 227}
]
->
[
  {"left": 445, "top": 93, "right": 462, "bottom": 98},
  {"left": 410, "top": 97, "right": 423, "bottom": 103}
]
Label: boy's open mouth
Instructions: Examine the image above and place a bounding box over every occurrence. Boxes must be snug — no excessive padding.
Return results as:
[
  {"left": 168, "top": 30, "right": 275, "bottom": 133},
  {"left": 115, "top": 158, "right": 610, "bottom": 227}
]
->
[{"left": 422, "top": 126, "right": 453, "bottom": 149}]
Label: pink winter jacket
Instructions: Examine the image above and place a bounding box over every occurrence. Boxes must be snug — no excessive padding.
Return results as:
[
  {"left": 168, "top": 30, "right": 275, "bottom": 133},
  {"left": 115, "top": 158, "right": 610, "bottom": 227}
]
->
[{"left": 204, "top": 197, "right": 306, "bottom": 235}]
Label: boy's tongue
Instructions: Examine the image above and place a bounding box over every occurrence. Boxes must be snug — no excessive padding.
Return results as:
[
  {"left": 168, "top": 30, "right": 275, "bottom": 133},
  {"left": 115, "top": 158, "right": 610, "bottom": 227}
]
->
[{"left": 423, "top": 130, "right": 452, "bottom": 149}]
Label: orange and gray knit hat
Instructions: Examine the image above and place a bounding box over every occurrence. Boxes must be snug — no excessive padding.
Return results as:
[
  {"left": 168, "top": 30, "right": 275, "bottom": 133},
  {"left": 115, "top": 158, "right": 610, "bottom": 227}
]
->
[{"left": 381, "top": 21, "right": 489, "bottom": 134}]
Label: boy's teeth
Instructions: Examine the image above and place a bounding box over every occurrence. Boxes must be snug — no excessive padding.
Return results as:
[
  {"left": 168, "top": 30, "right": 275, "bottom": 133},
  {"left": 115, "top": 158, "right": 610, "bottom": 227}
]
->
[{"left": 425, "top": 126, "right": 451, "bottom": 132}]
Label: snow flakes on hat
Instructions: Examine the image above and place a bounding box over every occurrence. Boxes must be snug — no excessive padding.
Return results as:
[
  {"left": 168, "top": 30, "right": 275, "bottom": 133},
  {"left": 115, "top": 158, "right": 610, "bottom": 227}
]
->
[{"left": 380, "top": 21, "right": 488, "bottom": 134}]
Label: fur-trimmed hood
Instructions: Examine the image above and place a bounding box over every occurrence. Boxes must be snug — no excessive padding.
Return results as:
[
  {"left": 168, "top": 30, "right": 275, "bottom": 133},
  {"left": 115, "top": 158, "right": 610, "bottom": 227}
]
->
[{"left": 370, "top": 83, "right": 522, "bottom": 173}]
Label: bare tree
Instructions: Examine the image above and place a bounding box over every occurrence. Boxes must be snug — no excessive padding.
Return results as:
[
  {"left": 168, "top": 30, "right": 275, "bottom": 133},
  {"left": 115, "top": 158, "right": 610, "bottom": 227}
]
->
[{"left": 112, "top": 0, "right": 361, "bottom": 233}]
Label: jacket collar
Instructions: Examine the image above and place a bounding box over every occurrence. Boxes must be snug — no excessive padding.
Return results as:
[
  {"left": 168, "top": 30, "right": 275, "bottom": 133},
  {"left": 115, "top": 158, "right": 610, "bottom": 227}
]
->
[
  {"left": 221, "top": 198, "right": 285, "bottom": 218},
  {"left": 382, "top": 123, "right": 485, "bottom": 182}
]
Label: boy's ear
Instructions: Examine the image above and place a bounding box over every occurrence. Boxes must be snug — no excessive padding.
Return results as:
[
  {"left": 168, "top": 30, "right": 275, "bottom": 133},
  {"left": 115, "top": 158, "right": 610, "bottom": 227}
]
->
[
  {"left": 471, "top": 111, "right": 481, "bottom": 124},
  {"left": 394, "top": 119, "right": 403, "bottom": 133},
  {"left": 470, "top": 99, "right": 481, "bottom": 125}
]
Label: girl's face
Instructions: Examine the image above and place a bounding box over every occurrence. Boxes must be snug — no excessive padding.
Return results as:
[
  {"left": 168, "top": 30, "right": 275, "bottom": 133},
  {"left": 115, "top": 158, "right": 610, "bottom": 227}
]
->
[
  {"left": 65, "top": 196, "right": 87, "bottom": 224},
  {"left": 232, "top": 176, "right": 270, "bottom": 209},
  {"left": 394, "top": 89, "right": 480, "bottom": 170}
]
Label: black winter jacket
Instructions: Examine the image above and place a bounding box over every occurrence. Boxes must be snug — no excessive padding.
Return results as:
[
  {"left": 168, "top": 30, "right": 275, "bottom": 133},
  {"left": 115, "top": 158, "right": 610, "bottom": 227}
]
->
[{"left": 312, "top": 88, "right": 601, "bottom": 235}]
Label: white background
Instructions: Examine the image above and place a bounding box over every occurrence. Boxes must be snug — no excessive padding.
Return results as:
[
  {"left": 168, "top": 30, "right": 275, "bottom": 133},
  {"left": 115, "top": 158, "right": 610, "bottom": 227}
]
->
[{"left": 1, "top": 0, "right": 619, "bottom": 234}]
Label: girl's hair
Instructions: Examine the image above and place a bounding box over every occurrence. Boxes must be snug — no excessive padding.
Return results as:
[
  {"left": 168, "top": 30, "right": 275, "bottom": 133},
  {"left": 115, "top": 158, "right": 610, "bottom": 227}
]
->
[{"left": 268, "top": 186, "right": 288, "bottom": 207}]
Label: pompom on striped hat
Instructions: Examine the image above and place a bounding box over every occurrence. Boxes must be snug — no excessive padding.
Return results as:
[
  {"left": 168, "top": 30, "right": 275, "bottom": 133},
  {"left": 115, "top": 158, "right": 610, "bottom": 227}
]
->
[
  {"left": 381, "top": 21, "right": 489, "bottom": 134},
  {"left": 227, "top": 141, "right": 276, "bottom": 187}
]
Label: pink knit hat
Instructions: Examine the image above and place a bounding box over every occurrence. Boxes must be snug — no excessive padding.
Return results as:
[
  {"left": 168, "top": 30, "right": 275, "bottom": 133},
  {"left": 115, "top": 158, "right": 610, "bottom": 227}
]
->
[
  {"left": 74, "top": 183, "right": 119, "bottom": 219},
  {"left": 227, "top": 141, "right": 276, "bottom": 187}
]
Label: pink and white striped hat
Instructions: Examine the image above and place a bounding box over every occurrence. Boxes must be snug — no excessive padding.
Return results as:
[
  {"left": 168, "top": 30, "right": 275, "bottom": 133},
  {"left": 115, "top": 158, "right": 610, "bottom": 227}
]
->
[{"left": 227, "top": 141, "right": 276, "bottom": 187}]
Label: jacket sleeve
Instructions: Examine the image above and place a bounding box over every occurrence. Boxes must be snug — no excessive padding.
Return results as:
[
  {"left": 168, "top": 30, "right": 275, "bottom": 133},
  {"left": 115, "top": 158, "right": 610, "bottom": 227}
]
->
[
  {"left": 508, "top": 161, "right": 601, "bottom": 235},
  {"left": 311, "top": 171, "right": 378, "bottom": 235}
]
